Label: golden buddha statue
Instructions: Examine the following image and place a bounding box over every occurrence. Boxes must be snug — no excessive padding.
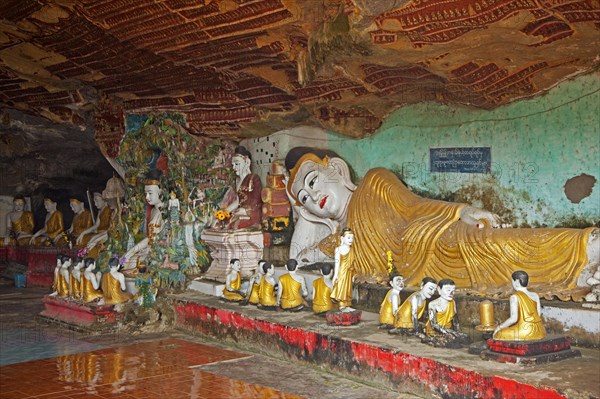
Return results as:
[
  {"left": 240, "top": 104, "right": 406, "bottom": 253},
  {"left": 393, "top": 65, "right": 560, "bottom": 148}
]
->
[
  {"left": 222, "top": 258, "right": 245, "bottom": 302},
  {"left": 30, "top": 197, "right": 67, "bottom": 246},
  {"left": 3, "top": 195, "right": 34, "bottom": 246},
  {"left": 68, "top": 198, "right": 93, "bottom": 247}
]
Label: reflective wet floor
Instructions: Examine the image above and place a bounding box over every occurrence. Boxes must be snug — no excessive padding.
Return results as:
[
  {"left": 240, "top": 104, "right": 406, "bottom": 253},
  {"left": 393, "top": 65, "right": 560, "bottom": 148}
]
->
[{"left": 0, "top": 287, "right": 421, "bottom": 399}]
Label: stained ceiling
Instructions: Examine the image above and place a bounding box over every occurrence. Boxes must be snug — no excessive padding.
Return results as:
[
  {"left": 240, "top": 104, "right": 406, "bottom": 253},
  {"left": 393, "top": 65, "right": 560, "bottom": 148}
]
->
[{"left": 1, "top": 0, "right": 598, "bottom": 142}]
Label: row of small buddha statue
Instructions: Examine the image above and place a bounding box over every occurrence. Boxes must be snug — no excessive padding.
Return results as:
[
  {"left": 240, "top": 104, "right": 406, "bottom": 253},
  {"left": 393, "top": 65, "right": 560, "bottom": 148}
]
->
[
  {"left": 3, "top": 193, "right": 117, "bottom": 251},
  {"left": 51, "top": 254, "right": 132, "bottom": 305}
]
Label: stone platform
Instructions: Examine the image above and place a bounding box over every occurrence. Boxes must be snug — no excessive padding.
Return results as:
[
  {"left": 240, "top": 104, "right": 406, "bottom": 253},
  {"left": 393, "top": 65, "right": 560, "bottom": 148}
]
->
[
  {"left": 38, "top": 295, "right": 123, "bottom": 332},
  {"left": 482, "top": 336, "right": 581, "bottom": 365},
  {"left": 169, "top": 291, "right": 599, "bottom": 399}
]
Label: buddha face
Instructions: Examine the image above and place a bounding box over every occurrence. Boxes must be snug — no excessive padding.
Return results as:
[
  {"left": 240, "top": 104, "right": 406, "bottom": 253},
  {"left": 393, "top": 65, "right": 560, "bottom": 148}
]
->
[
  {"left": 13, "top": 200, "right": 25, "bottom": 212},
  {"left": 145, "top": 185, "right": 161, "bottom": 206},
  {"left": 93, "top": 194, "right": 105, "bottom": 209},
  {"left": 421, "top": 282, "right": 437, "bottom": 299},
  {"left": 290, "top": 159, "right": 351, "bottom": 220},
  {"left": 232, "top": 155, "right": 250, "bottom": 178},
  {"left": 44, "top": 199, "right": 56, "bottom": 212},
  {"left": 70, "top": 200, "right": 84, "bottom": 214},
  {"left": 438, "top": 284, "right": 456, "bottom": 301}
]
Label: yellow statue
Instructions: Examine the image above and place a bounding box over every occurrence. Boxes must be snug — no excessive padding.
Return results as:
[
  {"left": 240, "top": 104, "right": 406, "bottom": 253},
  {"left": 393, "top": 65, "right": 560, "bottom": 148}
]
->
[
  {"left": 67, "top": 198, "right": 93, "bottom": 246},
  {"left": 331, "top": 227, "right": 355, "bottom": 311},
  {"left": 30, "top": 197, "right": 67, "bottom": 246},
  {"left": 379, "top": 275, "right": 404, "bottom": 328},
  {"left": 493, "top": 271, "right": 546, "bottom": 341},
  {"left": 222, "top": 258, "right": 245, "bottom": 302},
  {"left": 312, "top": 263, "right": 335, "bottom": 314},
  {"left": 246, "top": 260, "right": 266, "bottom": 305},
  {"left": 77, "top": 192, "right": 113, "bottom": 247},
  {"left": 277, "top": 259, "right": 308, "bottom": 311},
  {"left": 50, "top": 254, "right": 71, "bottom": 298},
  {"left": 285, "top": 147, "right": 599, "bottom": 300},
  {"left": 69, "top": 257, "right": 85, "bottom": 301},
  {"left": 424, "top": 279, "right": 469, "bottom": 347},
  {"left": 81, "top": 258, "right": 103, "bottom": 303},
  {"left": 3, "top": 196, "right": 34, "bottom": 246},
  {"left": 100, "top": 257, "right": 133, "bottom": 305},
  {"left": 258, "top": 262, "right": 277, "bottom": 310},
  {"left": 391, "top": 277, "right": 437, "bottom": 334}
]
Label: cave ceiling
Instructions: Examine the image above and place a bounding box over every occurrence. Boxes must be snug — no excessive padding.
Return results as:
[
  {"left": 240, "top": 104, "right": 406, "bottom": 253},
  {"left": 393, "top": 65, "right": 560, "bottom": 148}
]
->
[{"left": 1, "top": 0, "right": 599, "bottom": 141}]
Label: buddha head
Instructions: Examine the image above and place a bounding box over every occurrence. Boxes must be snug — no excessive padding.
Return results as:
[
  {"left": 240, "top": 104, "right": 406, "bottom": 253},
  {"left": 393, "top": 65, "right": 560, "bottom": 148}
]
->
[
  {"left": 93, "top": 192, "right": 105, "bottom": 210},
  {"left": 145, "top": 169, "right": 163, "bottom": 207},
  {"left": 285, "top": 147, "right": 356, "bottom": 221},
  {"left": 438, "top": 279, "right": 456, "bottom": 301},
  {"left": 12, "top": 195, "right": 26, "bottom": 212},
  {"left": 44, "top": 197, "right": 57, "bottom": 213},
  {"left": 69, "top": 197, "right": 85, "bottom": 214},
  {"left": 232, "top": 146, "right": 252, "bottom": 178},
  {"left": 420, "top": 277, "right": 438, "bottom": 299}
]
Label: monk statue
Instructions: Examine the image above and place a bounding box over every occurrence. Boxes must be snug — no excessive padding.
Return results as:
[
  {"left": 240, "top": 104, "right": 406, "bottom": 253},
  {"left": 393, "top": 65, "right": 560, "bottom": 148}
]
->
[
  {"left": 81, "top": 258, "right": 103, "bottom": 303},
  {"left": 84, "top": 195, "right": 118, "bottom": 256},
  {"left": 30, "top": 197, "right": 67, "bottom": 247},
  {"left": 493, "top": 271, "right": 546, "bottom": 341},
  {"left": 77, "top": 192, "right": 113, "bottom": 247},
  {"left": 50, "top": 254, "right": 70, "bottom": 297},
  {"left": 312, "top": 263, "right": 335, "bottom": 315},
  {"left": 258, "top": 262, "right": 278, "bottom": 310},
  {"left": 244, "top": 259, "right": 266, "bottom": 306},
  {"left": 390, "top": 277, "right": 438, "bottom": 335},
  {"left": 67, "top": 197, "right": 93, "bottom": 247},
  {"left": 331, "top": 227, "right": 356, "bottom": 312},
  {"left": 3, "top": 195, "right": 34, "bottom": 246},
  {"left": 100, "top": 257, "right": 133, "bottom": 305},
  {"left": 379, "top": 274, "right": 405, "bottom": 329},
  {"left": 285, "top": 147, "right": 599, "bottom": 300},
  {"left": 278, "top": 259, "right": 308, "bottom": 311},
  {"left": 424, "top": 279, "right": 469, "bottom": 348},
  {"left": 218, "top": 145, "right": 262, "bottom": 230},
  {"left": 222, "top": 258, "right": 245, "bottom": 302},
  {"left": 123, "top": 169, "right": 164, "bottom": 271},
  {"left": 69, "top": 256, "right": 84, "bottom": 301}
]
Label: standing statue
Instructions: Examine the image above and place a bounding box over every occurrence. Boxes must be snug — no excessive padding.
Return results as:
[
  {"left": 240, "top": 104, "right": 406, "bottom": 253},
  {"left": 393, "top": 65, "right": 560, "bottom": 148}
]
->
[
  {"left": 331, "top": 227, "right": 355, "bottom": 312},
  {"left": 285, "top": 147, "right": 599, "bottom": 299},
  {"left": 4, "top": 195, "right": 34, "bottom": 246},
  {"left": 312, "top": 263, "right": 335, "bottom": 314},
  {"left": 390, "top": 277, "right": 438, "bottom": 335},
  {"left": 30, "top": 197, "right": 67, "bottom": 246},
  {"left": 77, "top": 192, "right": 113, "bottom": 247},
  {"left": 168, "top": 191, "right": 180, "bottom": 226},
  {"left": 278, "top": 259, "right": 308, "bottom": 311},
  {"left": 100, "top": 257, "right": 133, "bottom": 305},
  {"left": 379, "top": 274, "right": 405, "bottom": 329},
  {"left": 123, "top": 170, "right": 164, "bottom": 271},
  {"left": 81, "top": 258, "right": 103, "bottom": 303},
  {"left": 67, "top": 197, "right": 93, "bottom": 247},
  {"left": 493, "top": 271, "right": 546, "bottom": 341},
  {"left": 424, "top": 279, "right": 469, "bottom": 347},
  {"left": 258, "top": 262, "right": 278, "bottom": 310},
  {"left": 219, "top": 146, "right": 262, "bottom": 230},
  {"left": 222, "top": 258, "right": 245, "bottom": 302}
]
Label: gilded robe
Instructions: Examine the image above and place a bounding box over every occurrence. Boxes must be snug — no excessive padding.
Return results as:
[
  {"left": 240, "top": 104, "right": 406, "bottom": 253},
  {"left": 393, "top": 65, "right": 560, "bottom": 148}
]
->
[
  {"left": 71, "top": 210, "right": 93, "bottom": 237},
  {"left": 394, "top": 292, "right": 427, "bottom": 329},
  {"left": 279, "top": 274, "right": 303, "bottom": 309},
  {"left": 494, "top": 291, "right": 546, "bottom": 341},
  {"left": 346, "top": 168, "right": 593, "bottom": 299},
  {"left": 379, "top": 289, "right": 397, "bottom": 326},
  {"left": 312, "top": 277, "right": 333, "bottom": 314},
  {"left": 223, "top": 273, "right": 244, "bottom": 301},
  {"left": 7, "top": 211, "right": 34, "bottom": 245}
]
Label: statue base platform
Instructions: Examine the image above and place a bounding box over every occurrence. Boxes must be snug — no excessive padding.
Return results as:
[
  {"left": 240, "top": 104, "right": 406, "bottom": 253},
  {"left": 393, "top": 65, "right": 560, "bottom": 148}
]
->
[
  {"left": 325, "top": 309, "right": 362, "bottom": 326},
  {"left": 39, "top": 295, "right": 123, "bottom": 332},
  {"left": 200, "top": 229, "right": 264, "bottom": 282},
  {"left": 481, "top": 336, "right": 581, "bottom": 365},
  {"left": 1, "top": 246, "right": 77, "bottom": 287}
]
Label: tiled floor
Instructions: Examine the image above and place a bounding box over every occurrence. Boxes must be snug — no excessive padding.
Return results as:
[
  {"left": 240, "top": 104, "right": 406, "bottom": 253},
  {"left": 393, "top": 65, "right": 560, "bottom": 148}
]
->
[{"left": 0, "top": 339, "right": 303, "bottom": 399}]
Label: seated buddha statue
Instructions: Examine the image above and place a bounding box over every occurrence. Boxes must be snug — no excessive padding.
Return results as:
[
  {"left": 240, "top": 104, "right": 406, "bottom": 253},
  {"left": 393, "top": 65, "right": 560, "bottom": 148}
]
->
[
  {"left": 67, "top": 197, "right": 93, "bottom": 247},
  {"left": 100, "top": 257, "right": 133, "bottom": 305},
  {"left": 30, "top": 197, "right": 67, "bottom": 247},
  {"left": 3, "top": 195, "right": 34, "bottom": 246},
  {"left": 77, "top": 192, "right": 114, "bottom": 247},
  {"left": 81, "top": 258, "right": 103, "bottom": 303}
]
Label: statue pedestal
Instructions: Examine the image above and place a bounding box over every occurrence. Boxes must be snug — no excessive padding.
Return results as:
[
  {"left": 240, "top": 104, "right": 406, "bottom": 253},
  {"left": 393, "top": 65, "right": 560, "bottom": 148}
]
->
[
  {"left": 482, "top": 336, "right": 581, "bottom": 365},
  {"left": 326, "top": 309, "right": 362, "bottom": 326},
  {"left": 200, "top": 229, "right": 264, "bottom": 282},
  {"left": 39, "top": 295, "right": 123, "bottom": 331}
]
